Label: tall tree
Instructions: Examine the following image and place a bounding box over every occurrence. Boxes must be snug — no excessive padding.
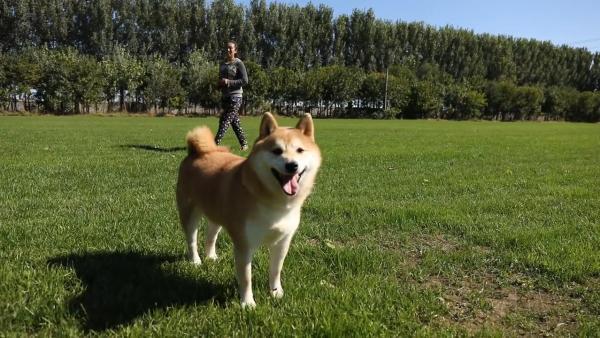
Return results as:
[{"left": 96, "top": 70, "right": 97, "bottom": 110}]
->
[
  {"left": 205, "top": 0, "right": 245, "bottom": 61},
  {"left": 101, "top": 46, "right": 144, "bottom": 112},
  {"left": 182, "top": 49, "right": 220, "bottom": 110},
  {"left": 187, "top": 0, "right": 207, "bottom": 52},
  {"left": 140, "top": 54, "right": 185, "bottom": 113}
]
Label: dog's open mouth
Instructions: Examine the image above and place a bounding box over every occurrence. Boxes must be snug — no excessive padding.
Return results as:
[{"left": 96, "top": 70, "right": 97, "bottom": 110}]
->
[{"left": 271, "top": 168, "right": 305, "bottom": 196}]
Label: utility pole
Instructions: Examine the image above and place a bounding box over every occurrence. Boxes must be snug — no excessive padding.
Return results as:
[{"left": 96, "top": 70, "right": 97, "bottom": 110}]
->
[{"left": 384, "top": 67, "right": 389, "bottom": 111}]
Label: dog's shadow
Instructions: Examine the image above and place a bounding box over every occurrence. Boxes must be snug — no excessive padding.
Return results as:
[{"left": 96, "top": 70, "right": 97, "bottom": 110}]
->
[{"left": 48, "top": 251, "right": 230, "bottom": 332}]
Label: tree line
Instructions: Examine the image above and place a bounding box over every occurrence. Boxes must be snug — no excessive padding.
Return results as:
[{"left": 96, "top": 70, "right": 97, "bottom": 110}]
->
[{"left": 1, "top": 0, "right": 599, "bottom": 121}]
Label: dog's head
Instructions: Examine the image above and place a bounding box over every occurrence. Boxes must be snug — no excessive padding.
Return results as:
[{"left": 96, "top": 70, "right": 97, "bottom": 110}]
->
[{"left": 248, "top": 113, "right": 321, "bottom": 201}]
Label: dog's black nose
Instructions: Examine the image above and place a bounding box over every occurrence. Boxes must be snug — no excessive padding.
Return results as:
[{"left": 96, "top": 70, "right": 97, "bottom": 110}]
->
[{"left": 285, "top": 161, "right": 299, "bottom": 173}]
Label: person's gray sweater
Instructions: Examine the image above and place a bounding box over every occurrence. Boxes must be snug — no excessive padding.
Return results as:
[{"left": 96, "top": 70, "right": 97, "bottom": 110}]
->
[{"left": 220, "top": 58, "right": 248, "bottom": 98}]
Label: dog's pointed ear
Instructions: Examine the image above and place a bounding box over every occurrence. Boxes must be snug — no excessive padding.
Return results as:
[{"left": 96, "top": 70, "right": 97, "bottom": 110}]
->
[
  {"left": 259, "top": 112, "right": 278, "bottom": 139},
  {"left": 296, "top": 113, "right": 314, "bottom": 141}
]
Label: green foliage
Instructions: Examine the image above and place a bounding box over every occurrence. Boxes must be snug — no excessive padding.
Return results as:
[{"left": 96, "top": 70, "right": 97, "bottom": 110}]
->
[
  {"left": 265, "top": 67, "right": 306, "bottom": 116},
  {"left": 484, "top": 81, "right": 600, "bottom": 122},
  {"left": 542, "top": 86, "right": 578, "bottom": 120},
  {"left": 484, "top": 37, "right": 517, "bottom": 82},
  {"left": 444, "top": 84, "right": 487, "bottom": 119},
  {"left": 182, "top": 49, "right": 220, "bottom": 109},
  {"left": 205, "top": 0, "right": 245, "bottom": 61},
  {"left": 359, "top": 72, "right": 385, "bottom": 109},
  {"left": 268, "top": 67, "right": 300, "bottom": 102},
  {"left": 386, "top": 74, "right": 412, "bottom": 114},
  {"left": 0, "top": 0, "right": 599, "bottom": 119},
  {"left": 71, "top": 54, "right": 106, "bottom": 113},
  {"left": 568, "top": 91, "right": 600, "bottom": 122},
  {"left": 484, "top": 81, "right": 517, "bottom": 120},
  {"left": 0, "top": 49, "right": 42, "bottom": 111},
  {"left": 101, "top": 46, "right": 144, "bottom": 112},
  {"left": 405, "top": 80, "right": 443, "bottom": 119},
  {"left": 0, "top": 54, "right": 7, "bottom": 108},
  {"left": 0, "top": 45, "right": 598, "bottom": 121},
  {"left": 416, "top": 62, "right": 454, "bottom": 85},
  {"left": 513, "top": 86, "right": 544, "bottom": 119},
  {"left": 303, "top": 65, "right": 364, "bottom": 116},
  {"left": 243, "top": 60, "right": 269, "bottom": 113},
  {"left": 35, "top": 48, "right": 105, "bottom": 114},
  {"left": 0, "top": 0, "right": 598, "bottom": 91},
  {"left": 140, "top": 55, "right": 185, "bottom": 113},
  {"left": 389, "top": 63, "right": 417, "bottom": 82}
]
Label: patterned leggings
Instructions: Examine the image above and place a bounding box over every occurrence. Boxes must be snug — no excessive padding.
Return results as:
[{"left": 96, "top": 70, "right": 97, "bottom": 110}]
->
[{"left": 215, "top": 96, "right": 247, "bottom": 147}]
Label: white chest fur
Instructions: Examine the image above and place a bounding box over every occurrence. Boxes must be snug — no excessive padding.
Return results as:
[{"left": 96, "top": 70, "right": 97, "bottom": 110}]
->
[{"left": 245, "top": 204, "right": 301, "bottom": 248}]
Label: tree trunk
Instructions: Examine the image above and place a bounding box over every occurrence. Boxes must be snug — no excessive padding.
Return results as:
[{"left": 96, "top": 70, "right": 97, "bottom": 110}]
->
[{"left": 119, "top": 88, "right": 126, "bottom": 112}]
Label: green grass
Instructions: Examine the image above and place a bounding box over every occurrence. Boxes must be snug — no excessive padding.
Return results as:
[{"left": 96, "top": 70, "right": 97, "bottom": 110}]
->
[{"left": 0, "top": 115, "right": 598, "bottom": 336}]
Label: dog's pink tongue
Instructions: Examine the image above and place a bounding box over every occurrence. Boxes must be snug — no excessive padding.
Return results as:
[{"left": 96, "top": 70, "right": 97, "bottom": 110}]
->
[{"left": 282, "top": 174, "right": 300, "bottom": 195}]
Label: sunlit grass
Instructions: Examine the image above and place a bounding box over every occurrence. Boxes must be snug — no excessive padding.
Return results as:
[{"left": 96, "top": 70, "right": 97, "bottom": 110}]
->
[{"left": 0, "top": 115, "right": 598, "bottom": 336}]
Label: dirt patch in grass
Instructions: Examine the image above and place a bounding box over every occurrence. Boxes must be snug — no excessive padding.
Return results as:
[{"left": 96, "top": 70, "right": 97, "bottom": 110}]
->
[
  {"left": 426, "top": 272, "right": 582, "bottom": 335},
  {"left": 398, "top": 233, "right": 584, "bottom": 335},
  {"left": 305, "top": 231, "right": 591, "bottom": 335},
  {"left": 402, "top": 233, "right": 461, "bottom": 268},
  {"left": 378, "top": 234, "right": 592, "bottom": 336}
]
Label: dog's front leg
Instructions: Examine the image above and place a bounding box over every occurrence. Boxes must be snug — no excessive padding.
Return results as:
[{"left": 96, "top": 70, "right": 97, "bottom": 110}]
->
[
  {"left": 269, "top": 235, "right": 293, "bottom": 299},
  {"left": 234, "top": 247, "right": 256, "bottom": 308}
]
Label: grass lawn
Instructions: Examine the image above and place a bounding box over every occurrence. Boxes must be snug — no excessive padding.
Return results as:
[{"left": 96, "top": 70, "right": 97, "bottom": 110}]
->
[{"left": 0, "top": 115, "right": 598, "bottom": 336}]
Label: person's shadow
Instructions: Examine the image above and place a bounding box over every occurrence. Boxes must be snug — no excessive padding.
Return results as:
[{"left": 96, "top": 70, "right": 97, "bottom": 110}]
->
[
  {"left": 48, "top": 251, "right": 231, "bottom": 332},
  {"left": 120, "top": 144, "right": 186, "bottom": 153}
]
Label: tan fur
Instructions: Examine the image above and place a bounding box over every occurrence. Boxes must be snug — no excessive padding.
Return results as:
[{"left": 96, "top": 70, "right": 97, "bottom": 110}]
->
[
  {"left": 186, "top": 126, "right": 229, "bottom": 155},
  {"left": 176, "top": 113, "right": 321, "bottom": 307}
]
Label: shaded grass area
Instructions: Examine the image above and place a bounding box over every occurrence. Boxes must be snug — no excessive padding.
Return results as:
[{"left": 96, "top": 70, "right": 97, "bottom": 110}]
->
[
  {"left": 46, "top": 251, "right": 230, "bottom": 331},
  {"left": 0, "top": 116, "right": 598, "bottom": 336}
]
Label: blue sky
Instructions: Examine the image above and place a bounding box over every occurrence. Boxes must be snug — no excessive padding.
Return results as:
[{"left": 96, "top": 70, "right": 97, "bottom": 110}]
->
[{"left": 235, "top": 0, "right": 600, "bottom": 52}]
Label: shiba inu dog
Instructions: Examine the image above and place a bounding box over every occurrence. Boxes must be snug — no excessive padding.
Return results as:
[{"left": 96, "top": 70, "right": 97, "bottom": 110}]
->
[{"left": 176, "top": 113, "right": 321, "bottom": 308}]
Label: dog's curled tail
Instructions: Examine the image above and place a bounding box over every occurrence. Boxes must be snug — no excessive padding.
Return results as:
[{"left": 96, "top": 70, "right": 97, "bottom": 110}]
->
[{"left": 186, "top": 126, "right": 228, "bottom": 156}]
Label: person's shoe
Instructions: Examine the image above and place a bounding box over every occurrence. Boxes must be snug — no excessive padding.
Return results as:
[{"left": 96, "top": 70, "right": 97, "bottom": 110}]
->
[{"left": 241, "top": 145, "right": 249, "bottom": 151}]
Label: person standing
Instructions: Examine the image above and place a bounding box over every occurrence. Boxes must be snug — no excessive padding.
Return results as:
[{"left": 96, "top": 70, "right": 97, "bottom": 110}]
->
[{"left": 215, "top": 40, "right": 249, "bottom": 150}]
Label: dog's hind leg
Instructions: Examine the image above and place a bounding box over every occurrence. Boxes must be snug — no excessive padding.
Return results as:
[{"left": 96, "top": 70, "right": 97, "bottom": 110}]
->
[
  {"left": 178, "top": 204, "right": 202, "bottom": 265},
  {"left": 205, "top": 221, "right": 222, "bottom": 260}
]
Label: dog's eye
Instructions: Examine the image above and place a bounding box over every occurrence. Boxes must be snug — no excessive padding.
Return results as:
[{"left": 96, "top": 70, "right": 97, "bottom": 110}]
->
[
  {"left": 272, "top": 148, "right": 283, "bottom": 156},
  {"left": 297, "top": 147, "right": 305, "bottom": 154}
]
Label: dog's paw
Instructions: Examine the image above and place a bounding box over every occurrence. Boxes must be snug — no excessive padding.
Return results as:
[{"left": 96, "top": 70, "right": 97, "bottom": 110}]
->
[
  {"left": 270, "top": 287, "right": 284, "bottom": 299},
  {"left": 241, "top": 299, "right": 256, "bottom": 309},
  {"left": 190, "top": 256, "right": 202, "bottom": 265}
]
